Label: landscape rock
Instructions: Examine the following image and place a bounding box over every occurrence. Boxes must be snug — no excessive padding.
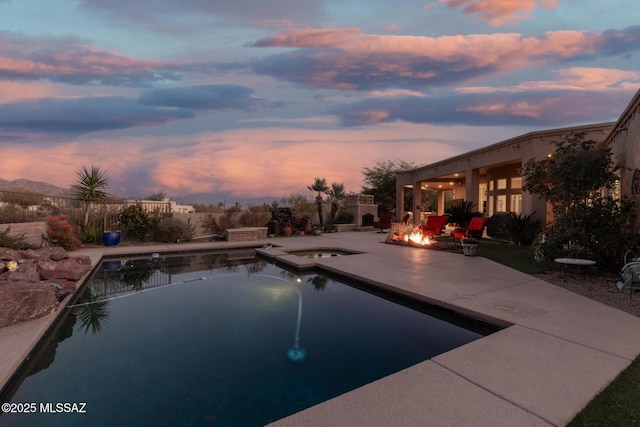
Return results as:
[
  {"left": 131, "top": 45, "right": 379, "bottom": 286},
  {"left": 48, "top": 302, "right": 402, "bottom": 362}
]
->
[
  {"left": 22, "top": 247, "right": 68, "bottom": 262},
  {"left": 0, "top": 260, "right": 40, "bottom": 282},
  {"left": 0, "top": 248, "right": 94, "bottom": 329},
  {"left": 0, "top": 281, "right": 58, "bottom": 328},
  {"left": 37, "top": 257, "right": 92, "bottom": 281},
  {"left": 0, "top": 247, "right": 21, "bottom": 262}
]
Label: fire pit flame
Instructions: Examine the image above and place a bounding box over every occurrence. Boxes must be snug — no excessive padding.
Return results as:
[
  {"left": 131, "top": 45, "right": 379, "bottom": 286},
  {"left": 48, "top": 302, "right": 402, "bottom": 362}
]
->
[{"left": 407, "top": 229, "right": 431, "bottom": 246}]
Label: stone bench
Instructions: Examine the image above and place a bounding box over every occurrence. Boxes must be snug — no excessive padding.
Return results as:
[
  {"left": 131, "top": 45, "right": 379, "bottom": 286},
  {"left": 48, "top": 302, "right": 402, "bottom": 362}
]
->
[{"left": 226, "top": 227, "right": 268, "bottom": 242}]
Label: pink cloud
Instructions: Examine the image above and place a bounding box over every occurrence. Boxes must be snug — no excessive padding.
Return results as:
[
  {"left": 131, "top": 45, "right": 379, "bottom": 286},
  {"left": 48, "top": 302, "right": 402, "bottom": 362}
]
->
[
  {"left": 0, "top": 33, "right": 180, "bottom": 86},
  {"left": 456, "top": 67, "right": 640, "bottom": 93},
  {"left": 253, "top": 27, "right": 361, "bottom": 48},
  {"left": 252, "top": 26, "right": 637, "bottom": 91},
  {"left": 0, "top": 123, "right": 486, "bottom": 198},
  {"left": 440, "top": 0, "right": 559, "bottom": 26},
  {"left": 0, "top": 81, "right": 59, "bottom": 102}
]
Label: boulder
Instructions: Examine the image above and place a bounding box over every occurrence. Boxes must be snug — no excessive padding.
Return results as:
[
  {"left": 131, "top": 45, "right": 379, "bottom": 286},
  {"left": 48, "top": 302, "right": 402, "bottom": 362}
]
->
[
  {"left": 0, "top": 281, "right": 57, "bottom": 328},
  {"left": 0, "top": 248, "right": 93, "bottom": 329},
  {"left": 0, "top": 247, "right": 21, "bottom": 262},
  {"left": 22, "top": 247, "right": 69, "bottom": 262},
  {"left": 0, "top": 260, "right": 40, "bottom": 282},
  {"left": 37, "top": 257, "right": 92, "bottom": 281}
]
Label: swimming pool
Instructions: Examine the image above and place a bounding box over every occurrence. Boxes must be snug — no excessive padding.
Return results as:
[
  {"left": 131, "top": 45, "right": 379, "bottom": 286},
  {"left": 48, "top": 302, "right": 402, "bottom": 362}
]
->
[{"left": 0, "top": 250, "right": 494, "bottom": 426}]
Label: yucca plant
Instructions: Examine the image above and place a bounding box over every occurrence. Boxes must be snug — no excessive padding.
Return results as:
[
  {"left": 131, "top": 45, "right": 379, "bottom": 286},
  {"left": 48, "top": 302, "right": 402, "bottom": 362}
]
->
[{"left": 71, "top": 165, "right": 109, "bottom": 228}]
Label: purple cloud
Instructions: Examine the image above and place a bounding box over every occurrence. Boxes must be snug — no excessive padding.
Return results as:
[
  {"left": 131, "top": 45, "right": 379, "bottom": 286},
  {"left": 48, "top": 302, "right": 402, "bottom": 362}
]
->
[
  {"left": 79, "top": 0, "right": 326, "bottom": 27},
  {"left": 0, "top": 32, "right": 182, "bottom": 86},
  {"left": 0, "top": 83, "right": 264, "bottom": 136},
  {"left": 138, "top": 85, "right": 258, "bottom": 111},
  {"left": 0, "top": 97, "right": 193, "bottom": 134},
  {"left": 332, "top": 90, "right": 632, "bottom": 127}
]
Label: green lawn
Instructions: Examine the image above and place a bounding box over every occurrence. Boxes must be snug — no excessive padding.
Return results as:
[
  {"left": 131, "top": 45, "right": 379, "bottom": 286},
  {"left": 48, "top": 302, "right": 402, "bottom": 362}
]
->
[
  {"left": 475, "top": 238, "right": 554, "bottom": 274},
  {"left": 470, "top": 238, "right": 640, "bottom": 425}
]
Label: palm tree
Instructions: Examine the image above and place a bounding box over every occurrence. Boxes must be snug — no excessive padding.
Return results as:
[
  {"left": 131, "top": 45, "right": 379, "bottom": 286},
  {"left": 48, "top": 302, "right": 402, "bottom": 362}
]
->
[
  {"left": 327, "top": 182, "right": 346, "bottom": 226},
  {"left": 307, "top": 177, "right": 329, "bottom": 227},
  {"left": 71, "top": 165, "right": 109, "bottom": 227}
]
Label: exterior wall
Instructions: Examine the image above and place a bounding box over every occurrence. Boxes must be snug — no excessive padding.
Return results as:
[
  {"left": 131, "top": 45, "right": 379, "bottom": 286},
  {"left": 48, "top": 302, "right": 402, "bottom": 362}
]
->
[
  {"left": 172, "top": 213, "right": 214, "bottom": 237},
  {"left": 606, "top": 90, "right": 640, "bottom": 228},
  {"left": 124, "top": 198, "right": 194, "bottom": 214},
  {"left": 1, "top": 221, "right": 47, "bottom": 246}
]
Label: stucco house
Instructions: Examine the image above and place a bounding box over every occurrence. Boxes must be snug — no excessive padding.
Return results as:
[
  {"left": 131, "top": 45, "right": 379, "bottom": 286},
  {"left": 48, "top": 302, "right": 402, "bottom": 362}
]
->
[{"left": 396, "top": 88, "right": 640, "bottom": 229}]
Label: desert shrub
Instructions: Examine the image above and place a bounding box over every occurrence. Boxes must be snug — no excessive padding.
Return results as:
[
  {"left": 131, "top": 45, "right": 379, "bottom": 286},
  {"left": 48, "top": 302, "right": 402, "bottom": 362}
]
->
[
  {"left": 47, "top": 215, "right": 81, "bottom": 251},
  {"left": 2, "top": 190, "right": 44, "bottom": 209},
  {"left": 238, "top": 206, "right": 272, "bottom": 227},
  {"left": 204, "top": 210, "right": 239, "bottom": 233},
  {"left": 522, "top": 132, "right": 635, "bottom": 268},
  {"left": 0, "top": 226, "right": 38, "bottom": 250},
  {"left": 334, "top": 210, "right": 354, "bottom": 224},
  {"left": 79, "top": 224, "right": 102, "bottom": 245},
  {"left": 118, "top": 203, "right": 159, "bottom": 241},
  {"left": 0, "top": 205, "right": 42, "bottom": 223},
  {"left": 280, "top": 193, "right": 315, "bottom": 219},
  {"left": 155, "top": 217, "right": 194, "bottom": 243}
]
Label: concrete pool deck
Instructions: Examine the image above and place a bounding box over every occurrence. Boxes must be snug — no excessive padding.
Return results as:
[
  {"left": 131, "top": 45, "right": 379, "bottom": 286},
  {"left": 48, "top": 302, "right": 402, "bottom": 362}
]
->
[{"left": 2, "top": 231, "right": 640, "bottom": 426}]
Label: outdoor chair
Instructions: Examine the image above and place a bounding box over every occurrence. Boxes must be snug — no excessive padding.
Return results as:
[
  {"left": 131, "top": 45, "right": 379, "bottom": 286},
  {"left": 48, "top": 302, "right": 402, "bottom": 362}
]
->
[
  {"left": 453, "top": 217, "right": 488, "bottom": 240},
  {"left": 373, "top": 214, "right": 394, "bottom": 233},
  {"left": 419, "top": 215, "right": 449, "bottom": 236}
]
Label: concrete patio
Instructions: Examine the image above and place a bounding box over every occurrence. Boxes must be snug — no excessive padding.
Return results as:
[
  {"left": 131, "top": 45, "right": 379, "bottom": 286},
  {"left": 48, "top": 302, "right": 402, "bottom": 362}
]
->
[{"left": 2, "top": 231, "right": 640, "bottom": 426}]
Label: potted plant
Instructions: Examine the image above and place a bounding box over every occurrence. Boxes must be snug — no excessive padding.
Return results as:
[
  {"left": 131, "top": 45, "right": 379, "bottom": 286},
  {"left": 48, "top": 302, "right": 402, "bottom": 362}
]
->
[
  {"left": 102, "top": 230, "right": 121, "bottom": 246},
  {"left": 461, "top": 237, "right": 479, "bottom": 256}
]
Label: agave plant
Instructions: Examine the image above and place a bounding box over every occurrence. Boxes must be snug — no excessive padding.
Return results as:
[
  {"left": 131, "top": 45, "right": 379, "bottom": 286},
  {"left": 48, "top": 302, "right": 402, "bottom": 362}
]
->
[{"left": 446, "top": 200, "right": 481, "bottom": 227}]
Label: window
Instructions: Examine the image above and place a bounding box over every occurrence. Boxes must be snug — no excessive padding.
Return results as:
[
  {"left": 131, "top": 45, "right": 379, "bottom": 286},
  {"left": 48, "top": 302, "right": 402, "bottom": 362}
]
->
[
  {"left": 510, "top": 194, "right": 522, "bottom": 214},
  {"left": 511, "top": 177, "right": 522, "bottom": 189}
]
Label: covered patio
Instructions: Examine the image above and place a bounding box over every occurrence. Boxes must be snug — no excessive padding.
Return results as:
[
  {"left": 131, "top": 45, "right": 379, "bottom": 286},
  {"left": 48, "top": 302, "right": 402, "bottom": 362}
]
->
[{"left": 396, "top": 122, "right": 614, "bottom": 226}]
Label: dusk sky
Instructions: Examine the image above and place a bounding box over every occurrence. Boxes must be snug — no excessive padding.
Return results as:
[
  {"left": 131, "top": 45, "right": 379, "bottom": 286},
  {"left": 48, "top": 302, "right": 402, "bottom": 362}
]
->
[{"left": 1, "top": 0, "right": 638, "bottom": 201}]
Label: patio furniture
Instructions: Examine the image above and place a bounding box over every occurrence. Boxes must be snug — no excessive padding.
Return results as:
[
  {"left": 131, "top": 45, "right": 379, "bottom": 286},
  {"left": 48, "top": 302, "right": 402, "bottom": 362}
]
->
[
  {"left": 419, "top": 215, "right": 449, "bottom": 236},
  {"left": 453, "top": 217, "right": 488, "bottom": 240},
  {"left": 373, "top": 214, "right": 394, "bottom": 233},
  {"left": 554, "top": 257, "right": 596, "bottom": 281}
]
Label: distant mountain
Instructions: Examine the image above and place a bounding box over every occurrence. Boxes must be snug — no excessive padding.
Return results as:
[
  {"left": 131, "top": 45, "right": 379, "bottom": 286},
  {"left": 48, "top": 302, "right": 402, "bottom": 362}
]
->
[
  {"left": 0, "top": 178, "right": 71, "bottom": 197},
  {"left": 173, "top": 192, "right": 280, "bottom": 207},
  {"left": 0, "top": 178, "right": 280, "bottom": 206}
]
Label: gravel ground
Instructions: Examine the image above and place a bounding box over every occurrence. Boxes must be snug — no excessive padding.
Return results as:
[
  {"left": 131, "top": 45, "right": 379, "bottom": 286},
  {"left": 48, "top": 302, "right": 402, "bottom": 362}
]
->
[{"left": 533, "top": 270, "right": 640, "bottom": 318}]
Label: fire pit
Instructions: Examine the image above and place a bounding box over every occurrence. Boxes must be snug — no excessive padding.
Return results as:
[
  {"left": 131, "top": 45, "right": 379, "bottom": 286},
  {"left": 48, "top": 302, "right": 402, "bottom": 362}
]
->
[{"left": 385, "top": 226, "right": 462, "bottom": 253}]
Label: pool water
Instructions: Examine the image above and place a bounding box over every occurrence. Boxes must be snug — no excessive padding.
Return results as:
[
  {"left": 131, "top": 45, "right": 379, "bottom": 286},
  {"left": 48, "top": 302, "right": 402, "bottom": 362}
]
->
[
  {"left": 1, "top": 251, "right": 491, "bottom": 426},
  {"left": 287, "top": 249, "right": 354, "bottom": 259}
]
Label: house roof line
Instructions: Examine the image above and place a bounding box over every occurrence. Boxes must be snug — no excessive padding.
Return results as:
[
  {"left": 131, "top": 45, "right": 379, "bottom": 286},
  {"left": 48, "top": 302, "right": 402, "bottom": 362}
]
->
[
  {"left": 399, "top": 121, "right": 615, "bottom": 175},
  {"left": 604, "top": 88, "right": 640, "bottom": 145}
]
